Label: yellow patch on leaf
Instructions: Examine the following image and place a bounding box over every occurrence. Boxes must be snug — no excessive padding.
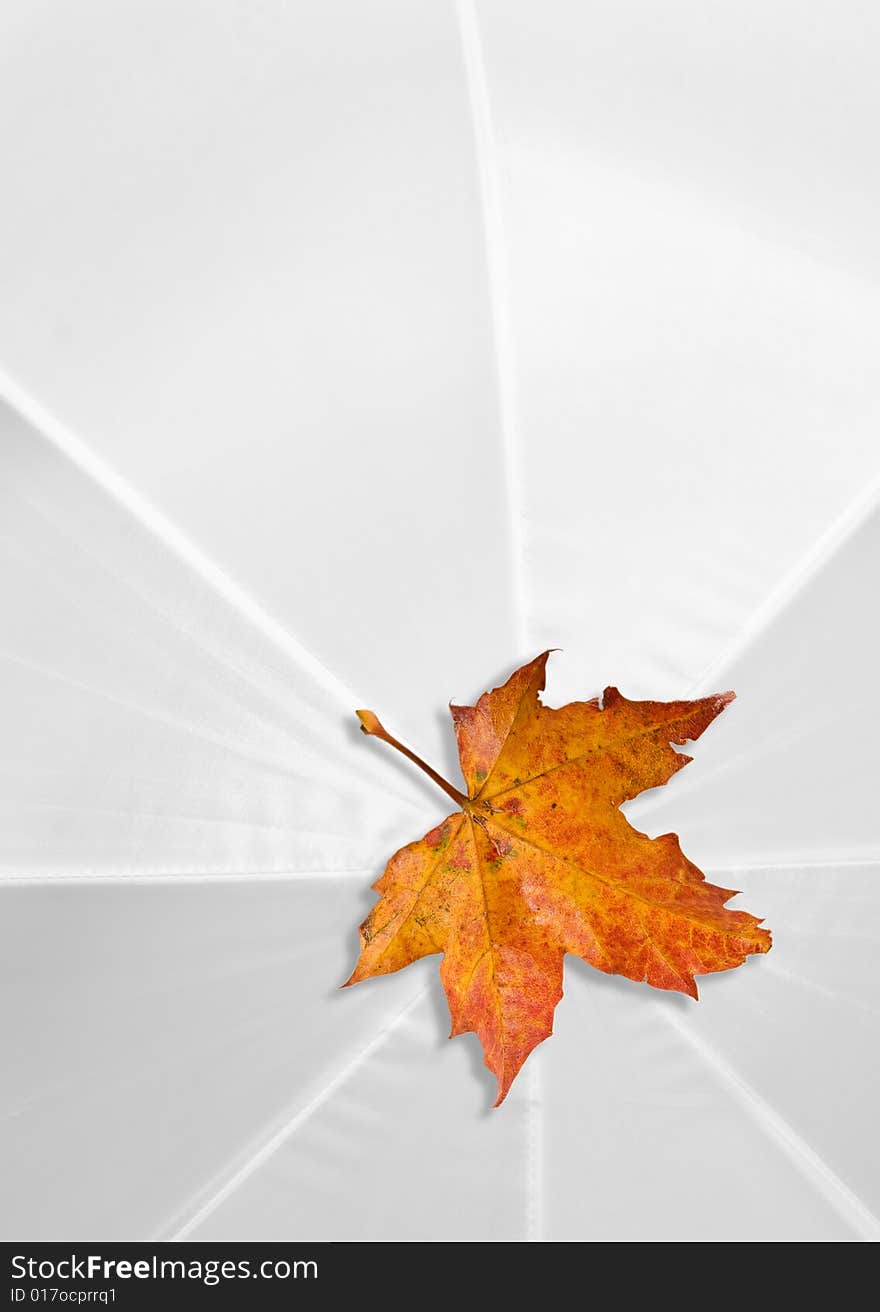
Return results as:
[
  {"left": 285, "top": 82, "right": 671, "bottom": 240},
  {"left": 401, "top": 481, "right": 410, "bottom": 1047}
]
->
[{"left": 346, "top": 653, "right": 770, "bottom": 1105}]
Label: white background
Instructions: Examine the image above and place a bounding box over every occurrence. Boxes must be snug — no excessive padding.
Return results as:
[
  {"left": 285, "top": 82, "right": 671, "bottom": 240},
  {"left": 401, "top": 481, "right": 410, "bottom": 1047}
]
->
[{"left": 1, "top": 1, "right": 879, "bottom": 1241}]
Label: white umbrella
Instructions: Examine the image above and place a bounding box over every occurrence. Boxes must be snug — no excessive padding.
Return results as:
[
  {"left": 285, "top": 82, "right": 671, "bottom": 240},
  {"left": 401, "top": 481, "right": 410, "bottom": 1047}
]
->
[{"left": 1, "top": 0, "right": 878, "bottom": 1242}]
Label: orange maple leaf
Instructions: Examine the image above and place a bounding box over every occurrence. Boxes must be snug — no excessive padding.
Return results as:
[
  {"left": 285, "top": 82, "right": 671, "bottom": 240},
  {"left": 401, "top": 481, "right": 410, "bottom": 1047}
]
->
[{"left": 346, "top": 652, "right": 770, "bottom": 1105}]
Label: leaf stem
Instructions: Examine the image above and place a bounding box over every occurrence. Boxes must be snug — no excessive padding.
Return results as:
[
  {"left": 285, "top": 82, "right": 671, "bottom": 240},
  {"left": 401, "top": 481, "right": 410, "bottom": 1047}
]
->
[{"left": 356, "top": 710, "right": 469, "bottom": 808}]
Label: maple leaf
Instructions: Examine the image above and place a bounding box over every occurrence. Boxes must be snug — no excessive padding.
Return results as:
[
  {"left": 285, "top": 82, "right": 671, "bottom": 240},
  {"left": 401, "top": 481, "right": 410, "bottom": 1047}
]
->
[{"left": 346, "top": 653, "right": 770, "bottom": 1105}]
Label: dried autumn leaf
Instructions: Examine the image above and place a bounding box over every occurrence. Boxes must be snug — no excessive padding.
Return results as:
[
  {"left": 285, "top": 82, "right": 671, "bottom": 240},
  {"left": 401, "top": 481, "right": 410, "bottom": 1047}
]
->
[{"left": 346, "top": 653, "right": 770, "bottom": 1104}]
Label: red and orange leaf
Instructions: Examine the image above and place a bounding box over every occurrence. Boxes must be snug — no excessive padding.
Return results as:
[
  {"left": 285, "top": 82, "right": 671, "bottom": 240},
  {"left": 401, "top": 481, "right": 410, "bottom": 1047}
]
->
[{"left": 346, "top": 652, "right": 770, "bottom": 1105}]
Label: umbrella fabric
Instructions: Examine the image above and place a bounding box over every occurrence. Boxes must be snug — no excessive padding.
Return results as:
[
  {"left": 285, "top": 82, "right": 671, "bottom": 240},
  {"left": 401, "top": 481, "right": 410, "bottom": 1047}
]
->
[{"left": 0, "top": 1, "right": 878, "bottom": 1242}]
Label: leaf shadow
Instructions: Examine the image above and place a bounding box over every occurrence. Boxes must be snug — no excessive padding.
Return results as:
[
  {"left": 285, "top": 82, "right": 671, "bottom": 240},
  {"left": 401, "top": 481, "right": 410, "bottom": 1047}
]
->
[
  {"left": 432, "top": 709, "right": 465, "bottom": 786},
  {"left": 563, "top": 952, "right": 692, "bottom": 1010},
  {"left": 422, "top": 963, "right": 499, "bottom": 1117}
]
